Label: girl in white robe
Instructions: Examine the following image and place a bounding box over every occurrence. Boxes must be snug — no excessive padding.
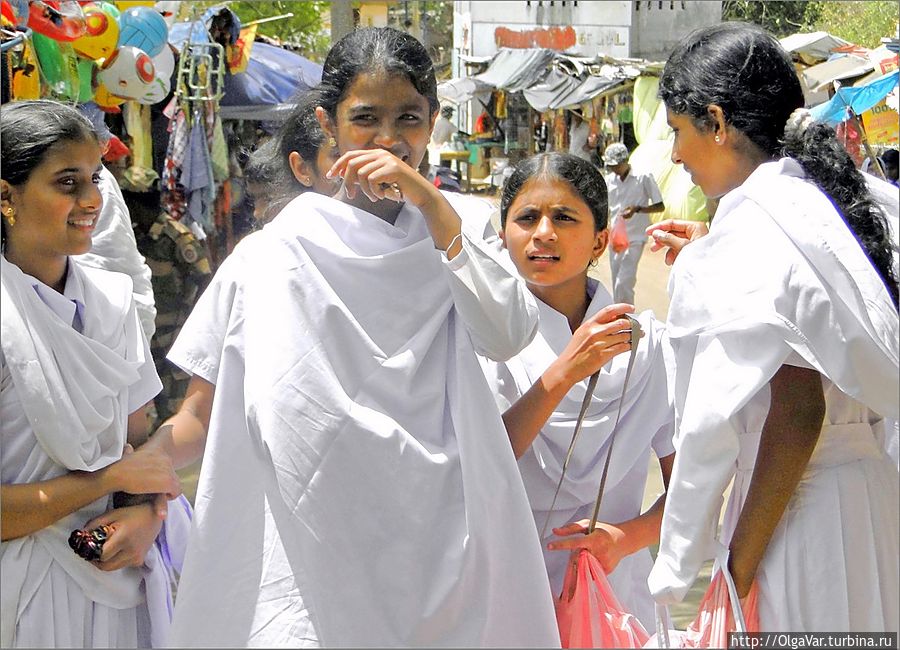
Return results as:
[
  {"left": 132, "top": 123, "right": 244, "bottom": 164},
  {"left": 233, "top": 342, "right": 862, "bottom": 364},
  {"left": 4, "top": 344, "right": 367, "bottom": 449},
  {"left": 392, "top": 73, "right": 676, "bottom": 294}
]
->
[
  {"left": 645, "top": 23, "right": 899, "bottom": 632},
  {"left": 480, "top": 152, "right": 676, "bottom": 631},
  {"left": 149, "top": 28, "right": 560, "bottom": 647},
  {"left": 0, "top": 100, "right": 186, "bottom": 647}
]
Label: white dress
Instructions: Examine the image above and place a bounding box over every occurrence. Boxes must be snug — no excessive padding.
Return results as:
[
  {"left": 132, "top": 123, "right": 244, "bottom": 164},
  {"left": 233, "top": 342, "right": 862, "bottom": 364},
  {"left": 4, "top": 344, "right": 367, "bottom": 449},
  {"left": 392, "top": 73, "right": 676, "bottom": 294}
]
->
[
  {"left": 481, "top": 278, "right": 675, "bottom": 630},
  {"left": 166, "top": 192, "right": 561, "bottom": 647},
  {"left": 648, "top": 159, "right": 899, "bottom": 632},
  {"left": 0, "top": 257, "right": 177, "bottom": 647}
]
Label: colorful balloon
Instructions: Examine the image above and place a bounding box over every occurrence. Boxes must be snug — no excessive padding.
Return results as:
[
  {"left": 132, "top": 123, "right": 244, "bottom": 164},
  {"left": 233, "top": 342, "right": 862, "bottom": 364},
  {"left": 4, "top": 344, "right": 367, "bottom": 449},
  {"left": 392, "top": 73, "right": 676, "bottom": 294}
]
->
[
  {"left": 100, "top": 2, "right": 119, "bottom": 18},
  {"left": 115, "top": 0, "right": 154, "bottom": 8},
  {"left": 117, "top": 5, "right": 167, "bottom": 57},
  {"left": 151, "top": 42, "right": 174, "bottom": 79},
  {"left": 72, "top": 3, "right": 119, "bottom": 61},
  {"left": 1, "top": 0, "right": 29, "bottom": 26},
  {"left": 98, "top": 44, "right": 154, "bottom": 99},
  {"left": 76, "top": 58, "right": 96, "bottom": 102},
  {"left": 32, "top": 32, "right": 80, "bottom": 100},
  {"left": 28, "top": 1, "right": 86, "bottom": 41},
  {"left": 11, "top": 39, "right": 41, "bottom": 99},
  {"left": 93, "top": 81, "right": 126, "bottom": 110},
  {"left": 137, "top": 73, "right": 169, "bottom": 104}
]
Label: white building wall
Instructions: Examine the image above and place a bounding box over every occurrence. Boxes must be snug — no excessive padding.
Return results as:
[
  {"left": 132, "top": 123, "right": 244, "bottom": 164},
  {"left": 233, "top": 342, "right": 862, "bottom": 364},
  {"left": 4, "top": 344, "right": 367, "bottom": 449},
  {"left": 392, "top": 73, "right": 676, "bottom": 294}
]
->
[
  {"left": 465, "top": 1, "right": 633, "bottom": 58},
  {"left": 629, "top": 0, "right": 722, "bottom": 61}
]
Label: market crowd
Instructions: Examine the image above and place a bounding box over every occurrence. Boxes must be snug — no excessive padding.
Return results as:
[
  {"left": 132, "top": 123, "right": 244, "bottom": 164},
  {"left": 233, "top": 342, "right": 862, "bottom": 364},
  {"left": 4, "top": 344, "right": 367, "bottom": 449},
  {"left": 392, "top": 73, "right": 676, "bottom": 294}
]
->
[{"left": 1, "top": 19, "right": 898, "bottom": 650}]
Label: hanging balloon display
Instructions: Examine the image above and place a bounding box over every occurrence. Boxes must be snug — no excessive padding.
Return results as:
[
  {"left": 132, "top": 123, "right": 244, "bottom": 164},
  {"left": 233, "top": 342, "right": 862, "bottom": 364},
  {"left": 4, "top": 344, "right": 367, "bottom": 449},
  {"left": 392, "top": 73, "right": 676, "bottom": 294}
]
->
[
  {"left": 100, "top": 2, "right": 119, "bottom": 18},
  {"left": 28, "top": 1, "right": 87, "bottom": 41},
  {"left": 72, "top": 3, "right": 119, "bottom": 61},
  {"left": 150, "top": 42, "right": 173, "bottom": 79},
  {"left": 11, "top": 38, "right": 41, "bottom": 100},
  {"left": 32, "top": 32, "right": 80, "bottom": 100},
  {"left": 98, "top": 44, "right": 154, "bottom": 99},
  {"left": 93, "top": 80, "right": 126, "bottom": 109},
  {"left": 1, "top": 0, "right": 29, "bottom": 26},
  {"left": 137, "top": 73, "right": 168, "bottom": 104},
  {"left": 114, "top": 0, "right": 154, "bottom": 8},
  {"left": 116, "top": 5, "right": 167, "bottom": 57},
  {"left": 76, "top": 57, "right": 96, "bottom": 102}
]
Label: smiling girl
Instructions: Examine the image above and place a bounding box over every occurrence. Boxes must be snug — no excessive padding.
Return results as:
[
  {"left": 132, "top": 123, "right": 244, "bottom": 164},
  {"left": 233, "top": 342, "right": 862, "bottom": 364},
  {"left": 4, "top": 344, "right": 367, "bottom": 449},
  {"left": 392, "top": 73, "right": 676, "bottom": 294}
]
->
[
  {"left": 152, "top": 28, "right": 560, "bottom": 647},
  {"left": 481, "top": 152, "right": 676, "bottom": 629},
  {"left": 1, "top": 100, "right": 182, "bottom": 647}
]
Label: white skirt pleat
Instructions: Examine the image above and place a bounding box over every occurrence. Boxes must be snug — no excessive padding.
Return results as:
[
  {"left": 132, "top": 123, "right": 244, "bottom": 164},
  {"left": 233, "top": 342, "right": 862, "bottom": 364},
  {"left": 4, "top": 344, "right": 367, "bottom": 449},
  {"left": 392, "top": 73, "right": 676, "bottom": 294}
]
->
[{"left": 11, "top": 561, "right": 150, "bottom": 648}]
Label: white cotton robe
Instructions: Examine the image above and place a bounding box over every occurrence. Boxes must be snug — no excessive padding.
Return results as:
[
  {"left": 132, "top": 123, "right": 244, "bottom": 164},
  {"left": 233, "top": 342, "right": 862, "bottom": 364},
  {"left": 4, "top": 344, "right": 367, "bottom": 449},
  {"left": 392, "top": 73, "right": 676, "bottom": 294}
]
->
[
  {"left": 648, "top": 159, "right": 900, "bottom": 632},
  {"left": 0, "top": 256, "right": 174, "bottom": 648},
  {"left": 481, "top": 279, "right": 675, "bottom": 630},
  {"left": 166, "top": 192, "right": 561, "bottom": 648}
]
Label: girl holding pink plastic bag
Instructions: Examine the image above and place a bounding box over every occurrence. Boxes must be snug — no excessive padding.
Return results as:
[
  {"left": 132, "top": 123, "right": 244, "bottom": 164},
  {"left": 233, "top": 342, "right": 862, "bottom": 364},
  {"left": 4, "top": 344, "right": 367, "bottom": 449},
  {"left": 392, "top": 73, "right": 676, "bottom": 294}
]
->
[
  {"left": 480, "top": 152, "right": 677, "bottom": 640},
  {"left": 646, "top": 22, "right": 899, "bottom": 633}
]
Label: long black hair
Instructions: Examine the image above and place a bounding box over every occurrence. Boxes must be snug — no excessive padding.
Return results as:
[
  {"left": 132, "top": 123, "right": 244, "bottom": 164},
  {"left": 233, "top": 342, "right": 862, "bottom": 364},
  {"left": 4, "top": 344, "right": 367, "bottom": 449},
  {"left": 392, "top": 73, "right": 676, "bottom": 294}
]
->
[
  {"left": 660, "top": 22, "right": 898, "bottom": 306},
  {"left": 317, "top": 27, "right": 439, "bottom": 119},
  {"left": 500, "top": 152, "right": 608, "bottom": 231},
  {"left": 1, "top": 100, "right": 98, "bottom": 247},
  {"left": 277, "top": 89, "right": 327, "bottom": 183}
]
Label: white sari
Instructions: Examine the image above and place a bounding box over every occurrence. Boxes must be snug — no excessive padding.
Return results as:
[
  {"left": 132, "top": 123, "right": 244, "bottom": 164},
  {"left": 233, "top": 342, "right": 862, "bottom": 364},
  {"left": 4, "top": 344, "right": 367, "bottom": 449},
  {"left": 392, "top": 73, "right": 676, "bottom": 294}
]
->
[
  {"left": 0, "top": 256, "right": 180, "bottom": 647},
  {"left": 649, "top": 159, "right": 899, "bottom": 631},
  {"left": 167, "top": 192, "right": 561, "bottom": 647}
]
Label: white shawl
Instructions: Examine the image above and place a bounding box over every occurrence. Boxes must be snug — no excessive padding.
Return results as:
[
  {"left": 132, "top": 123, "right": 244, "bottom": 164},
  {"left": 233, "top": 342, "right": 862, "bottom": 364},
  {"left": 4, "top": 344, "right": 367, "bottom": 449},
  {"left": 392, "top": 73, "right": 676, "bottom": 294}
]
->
[
  {"left": 167, "top": 192, "right": 560, "bottom": 647},
  {"left": 649, "top": 159, "right": 900, "bottom": 605}
]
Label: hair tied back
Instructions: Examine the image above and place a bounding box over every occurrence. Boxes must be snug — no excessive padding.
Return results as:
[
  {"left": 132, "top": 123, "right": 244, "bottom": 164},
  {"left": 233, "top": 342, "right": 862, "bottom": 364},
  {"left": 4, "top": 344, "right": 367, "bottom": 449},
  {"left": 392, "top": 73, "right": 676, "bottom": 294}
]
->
[{"left": 784, "top": 107, "right": 815, "bottom": 141}]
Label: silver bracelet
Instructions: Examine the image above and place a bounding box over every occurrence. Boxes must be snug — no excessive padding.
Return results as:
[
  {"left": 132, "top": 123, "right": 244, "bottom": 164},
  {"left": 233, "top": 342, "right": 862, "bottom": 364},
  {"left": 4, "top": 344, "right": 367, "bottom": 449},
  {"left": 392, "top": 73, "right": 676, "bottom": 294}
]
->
[{"left": 445, "top": 232, "right": 463, "bottom": 254}]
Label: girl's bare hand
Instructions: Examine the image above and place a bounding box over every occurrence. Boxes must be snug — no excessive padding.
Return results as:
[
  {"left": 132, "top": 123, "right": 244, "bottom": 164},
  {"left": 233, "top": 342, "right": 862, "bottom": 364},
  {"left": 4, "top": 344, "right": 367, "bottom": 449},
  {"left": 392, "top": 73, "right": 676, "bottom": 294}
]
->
[
  {"left": 83, "top": 501, "right": 164, "bottom": 572},
  {"left": 549, "top": 303, "right": 636, "bottom": 388},
  {"left": 548, "top": 519, "right": 630, "bottom": 575},
  {"left": 645, "top": 219, "right": 709, "bottom": 265},
  {"left": 327, "top": 149, "right": 437, "bottom": 208}
]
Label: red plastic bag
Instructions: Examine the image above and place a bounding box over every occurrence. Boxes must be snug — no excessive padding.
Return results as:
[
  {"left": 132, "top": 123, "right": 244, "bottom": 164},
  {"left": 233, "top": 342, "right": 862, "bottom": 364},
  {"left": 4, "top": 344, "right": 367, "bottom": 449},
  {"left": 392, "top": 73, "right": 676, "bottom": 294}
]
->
[
  {"left": 610, "top": 216, "right": 629, "bottom": 253},
  {"left": 557, "top": 549, "right": 651, "bottom": 648}
]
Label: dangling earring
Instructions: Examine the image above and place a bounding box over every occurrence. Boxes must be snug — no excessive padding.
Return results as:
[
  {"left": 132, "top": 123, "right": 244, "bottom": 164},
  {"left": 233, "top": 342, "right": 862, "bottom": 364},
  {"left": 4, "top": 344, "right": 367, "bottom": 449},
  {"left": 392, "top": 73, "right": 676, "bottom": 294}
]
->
[
  {"left": 4, "top": 207, "right": 14, "bottom": 227},
  {"left": 328, "top": 136, "right": 337, "bottom": 148}
]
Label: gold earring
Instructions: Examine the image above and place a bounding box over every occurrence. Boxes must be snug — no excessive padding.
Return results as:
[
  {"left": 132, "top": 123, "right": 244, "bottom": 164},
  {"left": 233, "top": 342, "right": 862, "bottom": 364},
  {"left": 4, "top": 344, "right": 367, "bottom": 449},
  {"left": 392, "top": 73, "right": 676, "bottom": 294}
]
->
[
  {"left": 328, "top": 137, "right": 337, "bottom": 148},
  {"left": 714, "top": 136, "right": 721, "bottom": 143},
  {"left": 4, "top": 208, "right": 14, "bottom": 227}
]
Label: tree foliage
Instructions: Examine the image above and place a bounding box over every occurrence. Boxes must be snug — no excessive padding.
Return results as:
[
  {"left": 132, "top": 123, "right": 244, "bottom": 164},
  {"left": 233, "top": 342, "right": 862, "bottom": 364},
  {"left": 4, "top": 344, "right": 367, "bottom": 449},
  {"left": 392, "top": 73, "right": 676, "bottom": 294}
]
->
[
  {"left": 722, "top": 0, "right": 818, "bottom": 37},
  {"left": 176, "top": 1, "right": 329, "bottom": 60},
  {"left": 809, "top": 1, "right": 899, "bottom": 48},
  {"left": 722, "top": 0, "right": 898, "bottom": 47}
]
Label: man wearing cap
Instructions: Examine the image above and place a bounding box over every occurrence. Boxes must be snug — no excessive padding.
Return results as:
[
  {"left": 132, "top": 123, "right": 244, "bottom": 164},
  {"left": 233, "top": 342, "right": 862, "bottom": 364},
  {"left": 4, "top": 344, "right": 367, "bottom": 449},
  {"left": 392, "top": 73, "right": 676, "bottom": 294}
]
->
[{"left": 603, "top": 142, "right": 665, "bottom": 304}]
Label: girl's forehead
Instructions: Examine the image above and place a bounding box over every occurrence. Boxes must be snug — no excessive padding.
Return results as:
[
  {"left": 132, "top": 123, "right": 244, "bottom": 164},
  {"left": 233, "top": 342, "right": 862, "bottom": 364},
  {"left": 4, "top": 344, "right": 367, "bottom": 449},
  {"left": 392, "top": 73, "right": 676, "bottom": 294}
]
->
[{"left": 342, "top": 70, "right": 428, "bottom": 105}]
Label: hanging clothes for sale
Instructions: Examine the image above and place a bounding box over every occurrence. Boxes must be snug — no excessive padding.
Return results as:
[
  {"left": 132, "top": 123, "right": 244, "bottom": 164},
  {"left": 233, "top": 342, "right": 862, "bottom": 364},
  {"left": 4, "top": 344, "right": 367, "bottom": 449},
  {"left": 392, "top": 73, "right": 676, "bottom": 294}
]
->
[{"left": 181, "top": 106, "right": 215, "bottom": 233}]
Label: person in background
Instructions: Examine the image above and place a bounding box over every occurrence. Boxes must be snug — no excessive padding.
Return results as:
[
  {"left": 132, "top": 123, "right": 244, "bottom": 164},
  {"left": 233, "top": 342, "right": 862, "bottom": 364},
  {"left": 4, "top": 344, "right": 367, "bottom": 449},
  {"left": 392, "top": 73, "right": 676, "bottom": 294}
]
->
[
  {"left": 646, "top": 22, "right": 898, "bottom": 632},
  {"left": 277, "top": 89, "right": 340, "bottom": 198},
  {"left": 76, "top": 103, "right": 156, "bottom": 341},
  {"left": 567, "top": 110, "right": 593, "bottom": 163},
  {"left": 603, "top": 142, "right": 665, "bottom": 304},
  {"left": 880, "top": 148, "right": 899, "bottom": 186},
  {"left": 242, "top": 139, "right": 292, "bottom": 226}
]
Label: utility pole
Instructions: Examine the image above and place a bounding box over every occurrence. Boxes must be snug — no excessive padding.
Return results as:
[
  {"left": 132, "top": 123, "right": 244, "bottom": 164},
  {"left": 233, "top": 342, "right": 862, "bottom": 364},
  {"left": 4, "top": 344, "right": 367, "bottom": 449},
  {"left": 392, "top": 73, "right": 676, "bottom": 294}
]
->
[{"left": 330, "top": 0, "right": 355, "bottom": 45}]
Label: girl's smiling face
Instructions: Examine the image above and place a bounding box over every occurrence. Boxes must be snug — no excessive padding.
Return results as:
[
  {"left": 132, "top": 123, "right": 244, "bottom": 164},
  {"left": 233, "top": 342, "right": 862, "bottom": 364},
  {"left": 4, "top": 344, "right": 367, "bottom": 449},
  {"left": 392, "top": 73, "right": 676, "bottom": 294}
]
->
[
  {"left": 501, "top": 176, "right": 606, "bottom": 298},
  {"left": 324, "top": 70, "right": 436, "bottom": 171},
  {"left": 2, "top": 137, "right": 103, "bottom": 266}
]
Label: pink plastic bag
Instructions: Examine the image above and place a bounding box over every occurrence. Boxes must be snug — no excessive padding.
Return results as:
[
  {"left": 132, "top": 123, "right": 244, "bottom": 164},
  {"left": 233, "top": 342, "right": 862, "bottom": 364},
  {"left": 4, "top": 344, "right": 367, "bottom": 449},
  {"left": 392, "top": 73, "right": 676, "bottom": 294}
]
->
[
  {"left": 610, "top": 216, "right": 629, "bottom": 253},
  {"left": 644, "top": 566, "right": 759, "bottom": 648},
  {"left": 556, "top": 549, "right": 651, "bottom": 648}
]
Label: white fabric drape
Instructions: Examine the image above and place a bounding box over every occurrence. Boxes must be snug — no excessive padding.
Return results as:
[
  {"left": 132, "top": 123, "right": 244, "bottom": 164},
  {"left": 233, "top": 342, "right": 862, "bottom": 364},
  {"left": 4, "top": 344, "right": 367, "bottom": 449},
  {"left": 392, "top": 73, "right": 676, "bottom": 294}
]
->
[
  {"left": 167, "top": 192, "right": 560, "bottom": 647},
  {"left": 649, "top": 159, "right": 899, "bottom": 631}
]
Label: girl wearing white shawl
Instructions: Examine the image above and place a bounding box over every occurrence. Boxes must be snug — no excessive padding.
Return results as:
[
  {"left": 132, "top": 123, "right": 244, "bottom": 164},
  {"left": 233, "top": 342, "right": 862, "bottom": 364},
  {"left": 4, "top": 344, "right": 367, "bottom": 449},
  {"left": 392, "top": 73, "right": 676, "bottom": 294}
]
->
[
  {"left": 480, "top": 153, "right": 675, "bottom": 630},
  {"left": 646, "top": 23, "right": 899, "bottom": 631},
  {"left": 0, "top": 100, "right": 186, "bottom": 647},
  {"left": 149, "top": 28, "right": 560, "bottom": 647}
]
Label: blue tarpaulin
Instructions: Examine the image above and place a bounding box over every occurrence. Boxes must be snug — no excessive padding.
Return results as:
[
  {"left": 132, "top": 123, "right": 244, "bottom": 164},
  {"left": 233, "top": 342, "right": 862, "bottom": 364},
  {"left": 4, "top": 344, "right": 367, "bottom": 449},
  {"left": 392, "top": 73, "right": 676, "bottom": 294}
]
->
[
  {"left": 810, "top": 70, "right": 899, "bottom": 125},
  {"left": 168, "top": 19, "right": 323, "bottom": 121}
]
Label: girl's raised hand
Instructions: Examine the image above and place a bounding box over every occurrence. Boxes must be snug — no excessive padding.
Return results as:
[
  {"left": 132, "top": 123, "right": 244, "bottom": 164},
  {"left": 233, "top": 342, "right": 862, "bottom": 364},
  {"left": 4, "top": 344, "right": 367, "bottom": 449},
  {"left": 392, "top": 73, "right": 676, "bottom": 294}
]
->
[
  {"left": 645, "top": 219, "right": 709, "bottom": 266},
  {"left": 548, "top": 303, "right": 636, "bottom": 389},
  {"left": 327, "top": 149, "right": 437, "bottom": 208}
]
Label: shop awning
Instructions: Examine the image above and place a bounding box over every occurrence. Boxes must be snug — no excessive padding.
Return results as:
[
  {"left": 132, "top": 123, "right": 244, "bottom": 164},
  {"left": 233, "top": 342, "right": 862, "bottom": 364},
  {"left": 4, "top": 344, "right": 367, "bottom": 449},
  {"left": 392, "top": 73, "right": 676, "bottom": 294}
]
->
[
  {"left": 802, "top": 54, "right": 874, "bottom": 92},
  {"left": 474, "top": 48, "right": 556, "bottom": 92},
  {"left": 780, "top": 31, "right": 850, "bottom": 64},
  {"left": 810, "top": 69, "right": 899, "bottom": 125}
]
